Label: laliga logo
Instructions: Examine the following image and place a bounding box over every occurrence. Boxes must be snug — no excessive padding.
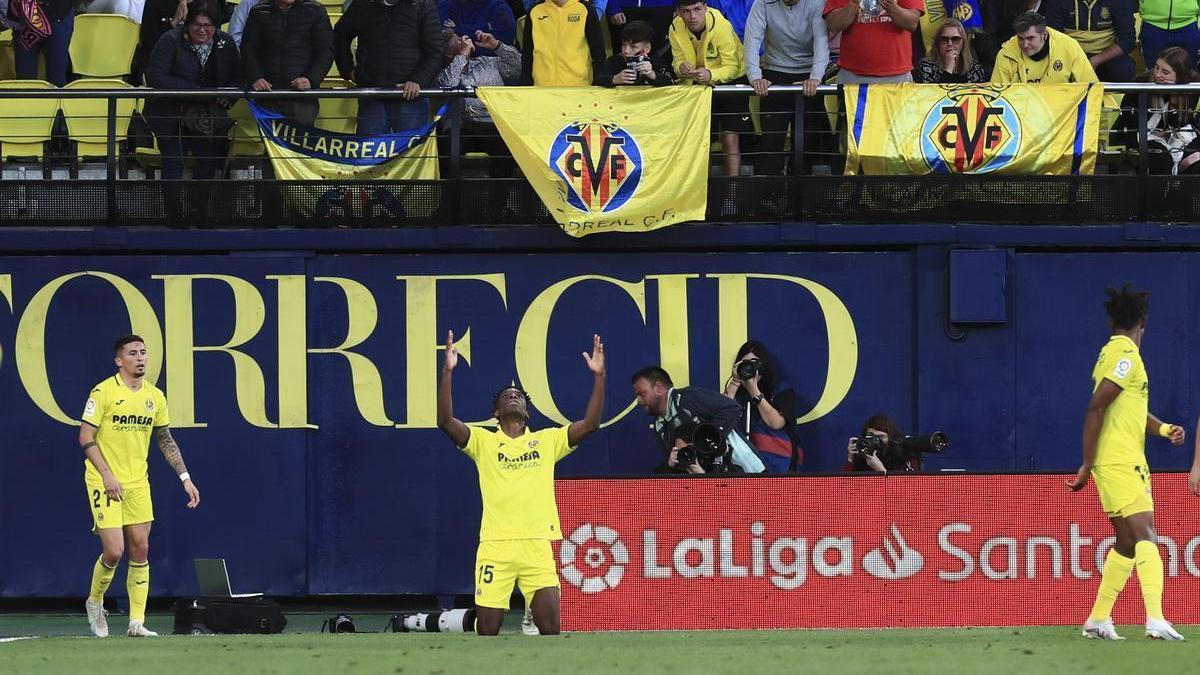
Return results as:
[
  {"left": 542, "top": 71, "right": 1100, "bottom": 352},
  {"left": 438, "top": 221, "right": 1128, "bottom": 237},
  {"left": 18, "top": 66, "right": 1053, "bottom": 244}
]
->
[
  {"left": 862, "top": 524, "right": 925, "bottom": 580},
  {"left": 920, "top": 86, "right": 1020, "bottom": 174},
  {"left": 560, "top": 523, "right": 629, "bottom": 594},
  {"left": 548, "top": 121, "right": 643, "bottom": 214}
]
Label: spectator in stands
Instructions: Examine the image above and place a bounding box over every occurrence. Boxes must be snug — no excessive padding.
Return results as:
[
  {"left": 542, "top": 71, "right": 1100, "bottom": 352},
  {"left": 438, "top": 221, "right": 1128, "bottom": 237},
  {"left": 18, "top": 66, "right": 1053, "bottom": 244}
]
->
[
  {"left": 439, "top": 0, "right": 515, "bottom": 57},
  {"left": 7, "top": 0, "right": 76, "bottom": 86},
  {"left": 242, "top": 0, "right": 333, "bottom": 126},
  {"left": 1137, "top": 0, "right": 1200, "bottom": 71},
  {"left": 990, "top": 10, "right": 1096, "bottom": 82},
  {"left": 1113, "top": 47, "right": 1200, "bottom": 175},
  {"left": 228, "top": 0, "right": 267, "bottom": 45},
  {"left": 843, "top": 414, "right": 919, "bottom": 473},
  {"left": 670, "top": 0, "right": 751, "bottom": 179},
  {"left": 616, "top": 0, "right": 675, "bottom": 48},
  {"left": 139, "top": 0, "right": 228, "bottom": 79},
  {"left": 965, "top": 0, "right": 1003, "bottom": 72},
  {"left": 602, "top": 19, "right": 675, "bottom": 85},
  {"left": 436, "top": 29, "right": 520, "bottom": 180},
  {"left": 712, "top": 0, "right": 753, "bottom": 37},
  {"left": 744, "top": 0, "right": 830, "bottom": 175},
  {"left": 822, "top": 0, "right": 924, "bottom": 83},
  {"left": 519, "top": 0, "right": 607, "bottom": 86},
  {"left": 521, "top": 0, "right": 628, "bottom": 46},
  {"left": 1042, "top": 0, "right": 1134, "bottom": 82},
  {"left": 144, "top": 6, "right": 239, "bottom": 220},
  {"left": 335, "top": 0, "right": 443, "bottom": 135},
  {"left": 723, "top": 340, "right": 803, "bottom": 472},
  {"left": 632, "top": 365, "right": 767, "bottom": 474},
  {"left": 80, "top": 0, "right": 146, "bottom": 23},
  {"left": 916, "top": 17, "right": 987, "bottom": 82}
]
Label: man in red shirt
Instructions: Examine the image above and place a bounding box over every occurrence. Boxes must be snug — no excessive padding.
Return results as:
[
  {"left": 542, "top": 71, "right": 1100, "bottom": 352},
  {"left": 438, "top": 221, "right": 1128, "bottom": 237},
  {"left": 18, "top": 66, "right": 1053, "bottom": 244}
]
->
[{"left": 823, "top": 0, "right": 924, "bottom": 82}]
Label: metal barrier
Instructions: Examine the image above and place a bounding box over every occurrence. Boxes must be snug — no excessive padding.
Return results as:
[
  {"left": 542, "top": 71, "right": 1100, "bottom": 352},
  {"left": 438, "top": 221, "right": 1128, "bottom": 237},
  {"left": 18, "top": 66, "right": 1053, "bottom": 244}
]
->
[{"left": 0, "top": 84, "right": 1196, "bottom": 226}]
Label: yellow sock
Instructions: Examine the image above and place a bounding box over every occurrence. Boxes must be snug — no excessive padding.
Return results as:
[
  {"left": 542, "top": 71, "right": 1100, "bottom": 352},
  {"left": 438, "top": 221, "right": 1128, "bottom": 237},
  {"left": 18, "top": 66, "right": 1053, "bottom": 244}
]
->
[
  {"left": 88, "top": 556, "right": 117, "bottom": 604},
  {"left": 1088, "top": 548, "right": 1135, "bottom": 622},
  {"left": 1135, "top": 540, "right": 1165, "bottom": 621},
  {"left": 126, "top": 561, "right": 150, "bottom": 623}
]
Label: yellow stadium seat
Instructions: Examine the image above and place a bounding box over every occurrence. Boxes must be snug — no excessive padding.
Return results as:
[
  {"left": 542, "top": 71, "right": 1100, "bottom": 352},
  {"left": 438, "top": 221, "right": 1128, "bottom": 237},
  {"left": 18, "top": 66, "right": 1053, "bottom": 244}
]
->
[
  {"left": 0, "top": 79, "right": 59, "bottom": 161},
  {"left": 69, "top": 14, "right": 140, "bottom": 77},
  {"left": 228, "top": 98, "right": 265, "bottom": 157},
  {"left": 59, "top": 79, "right": 138, "bottom": 162},
  {"left": 316, "top": 77, "right": 358, "bottom": 134},
  {"left": 0, "top": 32, "right": 14, "bottom": 81}
]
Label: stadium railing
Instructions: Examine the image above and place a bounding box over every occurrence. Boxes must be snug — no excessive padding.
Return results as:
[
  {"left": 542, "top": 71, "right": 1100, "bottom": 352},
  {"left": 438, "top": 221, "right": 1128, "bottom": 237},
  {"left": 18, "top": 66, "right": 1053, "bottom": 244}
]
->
[{"left": 0, "top": 83, "right": 1195, "bottom": 227}]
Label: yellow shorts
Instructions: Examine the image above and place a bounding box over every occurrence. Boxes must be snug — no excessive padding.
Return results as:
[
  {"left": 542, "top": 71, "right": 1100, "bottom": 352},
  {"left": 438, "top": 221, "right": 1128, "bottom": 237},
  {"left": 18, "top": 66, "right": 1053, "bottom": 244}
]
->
[
  {"left": 1092, "top": 464, "right": 1154, "bottom": 518},
  {"left": 474, "top": 539, "right": 559, "bottom": 610},
  {"left": 86, "top": 480, "right": 154, "bottom": 531}
]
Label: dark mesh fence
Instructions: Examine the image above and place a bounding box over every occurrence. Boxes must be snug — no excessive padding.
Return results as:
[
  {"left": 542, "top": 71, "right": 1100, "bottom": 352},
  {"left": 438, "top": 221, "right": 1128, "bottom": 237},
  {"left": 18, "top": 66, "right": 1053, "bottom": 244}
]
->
[{"left": 1, "top": 85, "right": 1198, "bottom": 227}]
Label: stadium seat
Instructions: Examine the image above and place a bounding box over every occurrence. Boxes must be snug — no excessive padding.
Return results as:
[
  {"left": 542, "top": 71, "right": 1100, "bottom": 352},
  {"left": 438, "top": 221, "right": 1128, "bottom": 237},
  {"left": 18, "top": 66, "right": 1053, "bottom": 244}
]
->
[
  {"left": 0, "top": 79, "right": 59, "bottom": 162},
  {"left": 0, "top": 31, "right": 14, "bottom": 81},
  {"left": 69, "top": 14, "right": 140, "bottom": 78},
  {"left": 228, "top": 98, "right": 266, "bottom": 157},
  {"left": 316, "top": 78, "right": 358, "bottom": 135},
  {"left": 59, "top": 79, "right": 138, "bottom": 166}
]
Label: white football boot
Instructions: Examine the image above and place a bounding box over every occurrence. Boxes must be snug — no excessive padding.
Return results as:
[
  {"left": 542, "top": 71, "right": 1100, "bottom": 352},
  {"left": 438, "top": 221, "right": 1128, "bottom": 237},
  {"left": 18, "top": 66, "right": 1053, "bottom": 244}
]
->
[
  {"left": 127, "top": 621, "right": 158, "bottom": 637},
  {"left": 1145, "top": 618, "right": 1185, "bottom": 641},
  {"left": 85, "top": 598, "right": 109, "bottom": 638},
  {"left": 521, "top": 607, "right": 540, "bottom": 636},
  {"left": 1082, "top": 618, "right": 1125, "bottom": 640}
]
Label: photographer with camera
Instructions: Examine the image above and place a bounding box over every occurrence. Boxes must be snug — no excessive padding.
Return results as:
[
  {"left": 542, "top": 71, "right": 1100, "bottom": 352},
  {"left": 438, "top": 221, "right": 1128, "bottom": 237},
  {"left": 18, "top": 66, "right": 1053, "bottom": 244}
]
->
[
  {"left": 632, "top": 366, "right": 766, "bottom": 474},
  {"left": 724, "top": 340, "right": 802, "bottom": 472},
  {"left": 603, "top": 19, "right": 676, "bottom": 86},
  {"left": 844, "top": 414, "right": 948, "bottom": 474}
]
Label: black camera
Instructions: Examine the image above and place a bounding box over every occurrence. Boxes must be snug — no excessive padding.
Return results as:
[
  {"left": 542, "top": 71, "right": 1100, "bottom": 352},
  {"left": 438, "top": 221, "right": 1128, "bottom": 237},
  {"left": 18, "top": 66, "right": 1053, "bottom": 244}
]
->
[
  {"left": 736, "top": 358, "right": 761, "bottom": 380},
  {"left": 675, "top": 424, "right": 731, "bottom": 473},
  {"left": 852, "top": 434, "right": 887, "bottom": 456},
  {"left": 625, "top": 55, "right": 646, "bottom": 70},
  {"left": 853, "top": 431, "right": 948, "bottom": 467},
  {"left": 324, "top": 613, "right": 356, "bottom": 633}
]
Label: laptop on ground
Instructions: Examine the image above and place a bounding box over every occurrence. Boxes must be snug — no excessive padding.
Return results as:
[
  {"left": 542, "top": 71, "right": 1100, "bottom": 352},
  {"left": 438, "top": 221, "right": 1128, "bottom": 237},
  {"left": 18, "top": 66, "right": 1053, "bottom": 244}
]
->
[{"left": 194, "top": 558, "right": 263, "bottom": 598}]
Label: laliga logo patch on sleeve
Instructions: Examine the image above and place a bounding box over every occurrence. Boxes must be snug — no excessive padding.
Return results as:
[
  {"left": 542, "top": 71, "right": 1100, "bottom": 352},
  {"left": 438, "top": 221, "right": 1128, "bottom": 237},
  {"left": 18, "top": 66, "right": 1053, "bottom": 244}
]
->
[
  {"left": 84, "top": 399, "right": 97, "bottom": 417},
  {"left": 1114, "top": 358, "right": 1132, "bottom": 379}
]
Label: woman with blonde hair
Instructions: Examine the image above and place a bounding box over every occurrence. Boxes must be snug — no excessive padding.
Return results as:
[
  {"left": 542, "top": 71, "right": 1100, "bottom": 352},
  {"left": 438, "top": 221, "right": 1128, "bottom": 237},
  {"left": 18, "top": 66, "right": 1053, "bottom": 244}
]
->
[{"left": 916, "top": 18, "right": 987, "bottom": 83}]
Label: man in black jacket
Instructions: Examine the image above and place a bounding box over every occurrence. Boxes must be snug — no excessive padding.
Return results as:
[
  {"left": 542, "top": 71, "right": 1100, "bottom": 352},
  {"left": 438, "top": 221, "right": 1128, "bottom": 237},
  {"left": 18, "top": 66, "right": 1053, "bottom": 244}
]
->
[
  {"left": 631, "top": 366, "right": 766, "bottom": 474},
  {"left": 334, "top": 0, "right": 444, "bottom": 134},
  {"left": 241, "top": 0, "right": 334, "bottom": 125}
]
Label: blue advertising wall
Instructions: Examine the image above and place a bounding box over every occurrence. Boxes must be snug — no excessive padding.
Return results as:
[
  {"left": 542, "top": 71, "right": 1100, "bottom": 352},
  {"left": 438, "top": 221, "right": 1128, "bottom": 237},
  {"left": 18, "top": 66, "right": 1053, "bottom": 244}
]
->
[{"left": 0, "top": 250, "right": 1194, "bottom": 597}]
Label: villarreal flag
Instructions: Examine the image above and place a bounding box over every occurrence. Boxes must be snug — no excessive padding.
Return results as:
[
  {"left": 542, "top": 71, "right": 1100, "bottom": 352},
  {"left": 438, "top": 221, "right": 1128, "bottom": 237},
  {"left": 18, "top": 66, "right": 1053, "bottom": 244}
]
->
[
  {"left": 477, "top": 87, "right": 711, "bottom": 237},
  {"left": 844, "top": 83, "right": 1103, "bottom": 176}
]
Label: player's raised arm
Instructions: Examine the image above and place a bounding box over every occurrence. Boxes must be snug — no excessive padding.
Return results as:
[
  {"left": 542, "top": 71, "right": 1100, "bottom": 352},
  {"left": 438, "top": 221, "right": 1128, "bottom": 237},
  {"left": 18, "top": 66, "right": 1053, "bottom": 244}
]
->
[
  {"left": 80, "top": 422, "right": 123, "bottom": 502},
  {"left": 437, "top": 330, "right": 471, "bottom": 447},
  {"left": 155, "top": 427, "right": 200, "bottom": 509},
  {"left": 1145, "top": 413, "right": 1185, "bottom": 446},
  {"left": 1069, "top": 379, "right": 1121, "bottom": 491},
  {"left": 568, "top": 334, "right": 606, "bottom": 448}
]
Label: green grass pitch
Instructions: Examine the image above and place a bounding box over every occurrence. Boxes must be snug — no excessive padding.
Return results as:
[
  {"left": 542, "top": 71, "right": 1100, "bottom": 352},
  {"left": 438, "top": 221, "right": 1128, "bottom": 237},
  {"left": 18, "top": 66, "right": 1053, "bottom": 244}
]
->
[{"left": 0, "top": 612, "right": 1195, "bottom": 674}]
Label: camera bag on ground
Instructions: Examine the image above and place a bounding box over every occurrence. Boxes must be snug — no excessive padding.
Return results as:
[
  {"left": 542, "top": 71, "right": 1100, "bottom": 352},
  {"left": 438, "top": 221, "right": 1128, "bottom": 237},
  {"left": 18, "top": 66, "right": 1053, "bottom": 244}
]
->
[{"left": 173, "top": 596, "right": 288, "bottom": 634}]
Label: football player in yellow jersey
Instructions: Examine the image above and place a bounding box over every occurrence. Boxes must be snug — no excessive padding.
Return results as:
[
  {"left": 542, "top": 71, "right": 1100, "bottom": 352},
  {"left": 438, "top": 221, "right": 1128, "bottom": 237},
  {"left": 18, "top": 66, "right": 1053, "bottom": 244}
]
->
[
  {"left": 80, "top": 335, "right": 200, "bottom": 638},
  {"left": 1067, "top": 286, "right": 1186, "bottom": 641},
  {"left": 434, "top": 330, "right": 605, "bottom": 636}
]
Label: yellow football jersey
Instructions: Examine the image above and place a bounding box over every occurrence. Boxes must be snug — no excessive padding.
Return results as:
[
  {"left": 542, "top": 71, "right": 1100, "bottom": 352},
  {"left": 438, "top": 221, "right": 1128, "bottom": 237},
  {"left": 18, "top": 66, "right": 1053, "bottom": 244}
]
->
[
  {"left": 81, "top": 375, "right": 170, "bottom": 485},
  {"left": 461, "top": 425, "right": 574, "bottom": 541},
  {"left": 1091, "top": 335, "right": 1148, "bottom": 466}
]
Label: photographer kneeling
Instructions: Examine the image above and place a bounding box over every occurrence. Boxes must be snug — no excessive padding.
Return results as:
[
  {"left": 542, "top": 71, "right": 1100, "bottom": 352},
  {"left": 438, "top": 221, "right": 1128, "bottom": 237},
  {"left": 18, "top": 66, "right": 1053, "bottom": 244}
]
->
[
  {"left": 631, "top": 366, "right": 766, "bottom": 474},
  {"left": 724, "top": 340, "right": 802, "bottom": 472},
  {"left": 844, "top": 414, "right": 948, "bottom": 474}
]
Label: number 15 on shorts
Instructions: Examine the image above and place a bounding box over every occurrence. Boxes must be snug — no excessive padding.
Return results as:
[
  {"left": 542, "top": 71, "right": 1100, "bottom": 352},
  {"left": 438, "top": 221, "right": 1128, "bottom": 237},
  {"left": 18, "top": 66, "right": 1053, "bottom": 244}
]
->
[{"left": 478, "top": 564, "right": 494, "bottom": 584}]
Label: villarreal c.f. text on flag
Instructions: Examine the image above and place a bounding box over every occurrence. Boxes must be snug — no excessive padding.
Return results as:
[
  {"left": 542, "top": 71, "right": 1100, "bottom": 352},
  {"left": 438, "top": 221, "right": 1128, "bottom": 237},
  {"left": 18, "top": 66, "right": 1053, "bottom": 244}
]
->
[
  {"left": 844, "top": 83, "right": 1103, "bottom": 175},
  {"left": 250, "top": 102, "right": 441, "bottom": 222},
  {"left": 477, "top": 87, "right": 711, "bottom": 237}
]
